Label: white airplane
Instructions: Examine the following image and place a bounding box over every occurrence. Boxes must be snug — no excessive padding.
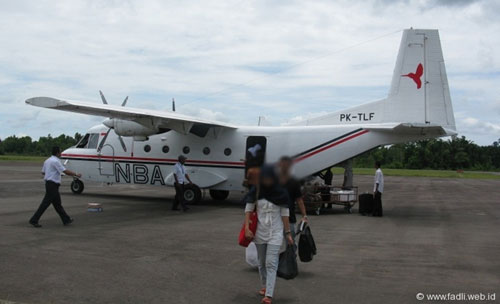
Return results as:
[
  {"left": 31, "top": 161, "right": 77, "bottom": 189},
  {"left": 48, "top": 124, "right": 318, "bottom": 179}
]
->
[{"left": 26, "top": 28, "right": 456, "bottom": 204}]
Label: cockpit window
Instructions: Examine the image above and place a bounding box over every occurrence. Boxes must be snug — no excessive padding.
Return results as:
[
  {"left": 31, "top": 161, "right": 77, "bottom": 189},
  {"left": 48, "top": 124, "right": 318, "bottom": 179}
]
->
[
  {"left": 76, "top": 134, "right": 90, "bottom": 148},
  {"left": 76, "top": 133, "right": 99, "bottom": 149},
  {"left": 88, "top": 134, "right": 99, "bottom": 149}
]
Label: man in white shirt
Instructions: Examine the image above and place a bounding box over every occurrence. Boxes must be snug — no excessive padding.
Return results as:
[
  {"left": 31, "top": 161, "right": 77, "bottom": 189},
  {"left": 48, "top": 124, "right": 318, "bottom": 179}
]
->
[
  {"left": 29, "top": 146, "right": 82, "bottom": 228},
  {"left": 373, "top": 161, "right": 384, "bottom": 217},
  {"left": 172, "top": 155, "right": 193, "bottom": 211}
]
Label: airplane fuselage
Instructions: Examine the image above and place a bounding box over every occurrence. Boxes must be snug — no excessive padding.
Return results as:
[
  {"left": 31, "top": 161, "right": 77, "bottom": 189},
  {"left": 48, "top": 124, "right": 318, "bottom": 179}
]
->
[{"left": 61, "top": 123, "right": 430, "bottom": 192}]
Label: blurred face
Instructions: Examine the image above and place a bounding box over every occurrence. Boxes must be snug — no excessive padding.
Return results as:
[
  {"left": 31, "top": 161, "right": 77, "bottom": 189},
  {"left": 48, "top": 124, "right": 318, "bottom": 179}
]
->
[
  {"left": 279, "top": 160, "right": 292, "bottom": 174},
  {"left": 180, "top": 158, "right": 185, "bottom": 164}
]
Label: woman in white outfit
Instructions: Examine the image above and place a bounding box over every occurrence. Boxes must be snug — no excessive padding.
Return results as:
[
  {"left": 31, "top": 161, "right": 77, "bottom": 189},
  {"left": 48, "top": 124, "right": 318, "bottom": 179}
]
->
[{"left": 244, "top": 165, "right": 293, "bottom": 304}]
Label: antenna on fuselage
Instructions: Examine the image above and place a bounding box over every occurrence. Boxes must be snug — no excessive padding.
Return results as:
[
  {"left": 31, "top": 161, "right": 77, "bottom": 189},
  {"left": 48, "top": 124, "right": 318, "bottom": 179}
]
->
[{"left": 172, "top": 98, "right": 176, "bottom": 112}]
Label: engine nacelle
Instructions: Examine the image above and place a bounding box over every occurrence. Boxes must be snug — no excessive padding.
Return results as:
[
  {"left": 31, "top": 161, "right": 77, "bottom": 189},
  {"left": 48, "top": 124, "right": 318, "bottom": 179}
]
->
[{"left": 111, "top": 119, "right": 159, "bottom": 137}]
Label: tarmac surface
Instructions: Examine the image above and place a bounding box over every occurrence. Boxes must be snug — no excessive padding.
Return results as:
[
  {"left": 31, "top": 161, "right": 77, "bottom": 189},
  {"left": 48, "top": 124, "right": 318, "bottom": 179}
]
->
[{"left": 0, "top": 161, "right": 499, "bottom": 304}]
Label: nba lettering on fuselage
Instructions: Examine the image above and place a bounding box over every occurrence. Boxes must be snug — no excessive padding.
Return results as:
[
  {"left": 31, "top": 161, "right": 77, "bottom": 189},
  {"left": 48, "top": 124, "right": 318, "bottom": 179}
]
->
[
  {"left": 340, "top": 112, "right": 375, "bottom": 122},
  {"left": 114, "top": 163, "right": 165, "bottom": 185}
]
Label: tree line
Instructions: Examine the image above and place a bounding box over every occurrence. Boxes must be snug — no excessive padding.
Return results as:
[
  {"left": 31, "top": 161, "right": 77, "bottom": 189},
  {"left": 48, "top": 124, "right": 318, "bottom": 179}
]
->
[
  {"left": 354, "top": 136, "right": 500, "bottom": 171},
  {"left": 0, "top": 133, "right": 499, "bottom": 171},
  {"left": 0, "top": 133, "right": 82, "bottom": 156}
]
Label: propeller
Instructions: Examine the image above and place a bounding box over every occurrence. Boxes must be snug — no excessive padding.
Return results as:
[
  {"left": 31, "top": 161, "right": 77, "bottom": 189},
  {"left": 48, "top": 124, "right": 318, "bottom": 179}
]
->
[{"left": 97, "top": 91, "right": 128, "bottom": 153}]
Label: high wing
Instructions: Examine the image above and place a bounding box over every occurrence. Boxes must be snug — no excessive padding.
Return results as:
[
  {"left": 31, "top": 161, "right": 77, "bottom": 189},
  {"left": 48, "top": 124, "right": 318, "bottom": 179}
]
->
[{"left": 26, "top": 97, "right": 236, "bottom": 136}]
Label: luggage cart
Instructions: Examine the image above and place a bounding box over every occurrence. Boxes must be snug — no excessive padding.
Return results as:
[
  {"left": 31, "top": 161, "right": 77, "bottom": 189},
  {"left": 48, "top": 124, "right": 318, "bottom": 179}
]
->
[{"left": 303, "top": 186, "right": 358, "bottom": 215}]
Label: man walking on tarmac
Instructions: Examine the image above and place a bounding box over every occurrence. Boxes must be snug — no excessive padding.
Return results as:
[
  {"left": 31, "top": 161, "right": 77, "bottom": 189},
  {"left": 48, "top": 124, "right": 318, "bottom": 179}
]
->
[
  {"left": 373, "top": 161, "right": 384, "bottom": 217},
  {"left": 172, "top": 155, "right": 193, "bottom": 212},
  {"left": 29, "top": 146, "right": 81, "bottom": 228}
]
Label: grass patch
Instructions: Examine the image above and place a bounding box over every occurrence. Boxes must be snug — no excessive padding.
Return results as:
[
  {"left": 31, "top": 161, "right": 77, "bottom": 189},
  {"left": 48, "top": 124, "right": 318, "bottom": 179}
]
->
[
  {"left": 0, "top": 155, "right": 46, "bottom": 162},
  {"left": 330, "top": 167, "right": 500, "bottom": 180}
]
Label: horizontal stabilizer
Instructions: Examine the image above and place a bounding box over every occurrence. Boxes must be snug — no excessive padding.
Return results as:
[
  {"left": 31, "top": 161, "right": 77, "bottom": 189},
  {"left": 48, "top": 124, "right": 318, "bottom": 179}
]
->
[{"left": 364, "top": 123, "right": 457, "bottom": 136}]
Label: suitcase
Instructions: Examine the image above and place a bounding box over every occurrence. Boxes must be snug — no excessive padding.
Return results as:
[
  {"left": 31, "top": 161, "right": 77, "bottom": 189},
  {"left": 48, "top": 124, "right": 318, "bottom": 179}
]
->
[{"left": 358, "top": 193, "right": 373, "bottom": 215}]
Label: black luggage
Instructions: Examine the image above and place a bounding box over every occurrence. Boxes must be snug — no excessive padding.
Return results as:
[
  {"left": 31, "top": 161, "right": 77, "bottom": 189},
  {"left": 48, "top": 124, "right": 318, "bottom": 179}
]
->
[
  {"left": 298, "top": 222, "right": 317, "bottom": 263},
  {"left": 358, "top": 193, "right": 374, "bottom": 215},
  {"left": 277, "top": 245, "right": 298, "bottom": 280}
]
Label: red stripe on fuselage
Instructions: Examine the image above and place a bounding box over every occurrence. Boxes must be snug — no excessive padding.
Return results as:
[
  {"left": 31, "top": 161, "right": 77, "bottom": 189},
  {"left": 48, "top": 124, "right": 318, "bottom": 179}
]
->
[
  {"left": 61, "top": 153, "right": 245, "bottom": 166},
  {"left": 294, "top": 129, "right": 369, "bottom": 163}
]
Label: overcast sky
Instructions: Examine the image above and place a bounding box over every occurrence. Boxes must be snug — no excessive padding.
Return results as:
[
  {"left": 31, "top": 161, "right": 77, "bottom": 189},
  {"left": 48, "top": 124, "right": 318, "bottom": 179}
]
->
[{"left": 0, "top": 0, "right": 499, "bottom": 145}]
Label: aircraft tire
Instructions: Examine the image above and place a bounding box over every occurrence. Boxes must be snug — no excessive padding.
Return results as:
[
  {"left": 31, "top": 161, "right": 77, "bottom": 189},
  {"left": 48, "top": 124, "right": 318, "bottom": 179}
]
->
[
  {"left": 71, "top": 179, "right": 84, "bottom": 194},
  {"left": 183, "top": 184, "right": 202, "bottom": 204},
  {"left": 209, "top": 189, "right": 230, "bottom": 201}
]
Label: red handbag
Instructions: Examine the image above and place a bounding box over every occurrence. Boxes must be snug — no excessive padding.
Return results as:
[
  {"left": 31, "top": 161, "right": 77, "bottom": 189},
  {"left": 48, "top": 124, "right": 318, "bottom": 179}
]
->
[
  {"left": 238, "top": 210, "right": 257, "bottom": 247},
  {"left": 239, "top": 187, "right": 259, "bottom": 247}
]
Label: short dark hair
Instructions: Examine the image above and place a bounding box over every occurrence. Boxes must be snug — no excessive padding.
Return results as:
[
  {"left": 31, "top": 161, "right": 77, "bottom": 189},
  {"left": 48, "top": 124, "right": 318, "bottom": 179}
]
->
[
  {"left": 178, "top": 155, "right": 187, "bottom": 162},
  {"left": 279, "top": 156, "right": 292, "bottom": 163},
  {"left": 52, "top": 146, "right": 61, "bottom": 156},
  {"left": 375, "top": 161, "right": 381, "bottom": 168}
]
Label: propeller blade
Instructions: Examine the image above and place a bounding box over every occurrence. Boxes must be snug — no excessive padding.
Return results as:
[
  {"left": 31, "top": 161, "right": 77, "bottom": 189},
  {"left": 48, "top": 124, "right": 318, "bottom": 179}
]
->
[
  {"left": 97, "top": 128, "right": 112, "bottom": 152},
  {"left": 122, "top": 96, "right": 128, "bottom": 107},
  {"left": 118, "top": 135, "right": 127, "bottom": 152},
  {"left": 99, "top": 90, "right": 108, "bottom": 104}
]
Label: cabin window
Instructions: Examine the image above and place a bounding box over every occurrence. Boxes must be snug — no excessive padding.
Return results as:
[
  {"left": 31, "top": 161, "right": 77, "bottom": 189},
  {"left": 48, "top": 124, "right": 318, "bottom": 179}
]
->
[
  {"left": 224, "top": 148, "right": 232, "bottom": 156},
  {"left": 144, "top": 145, "right": 151, "bottom": 153},
  {"left": 183, "top": 146, "right": 190, "bottom": 154},
  {"left": 203, "top": 147, "right": 210, "bottom": 155},
  {"left": 76, "top": 133, "right": 99, "bottom": 149},
  {"left": 162, "top": 145, "right": 169, "bottom": 153}
]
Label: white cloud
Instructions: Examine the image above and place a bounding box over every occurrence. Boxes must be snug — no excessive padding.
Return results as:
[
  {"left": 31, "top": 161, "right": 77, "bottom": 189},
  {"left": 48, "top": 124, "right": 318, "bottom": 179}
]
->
[
  {"left": 460, "top": 117, "right": 500, "bottom": 134},
  {"left": 0, "top": 0, "right": 500, "bottom": 145},
  {"left": 282, "top": 111, "right": 329, "bottom": 125}
]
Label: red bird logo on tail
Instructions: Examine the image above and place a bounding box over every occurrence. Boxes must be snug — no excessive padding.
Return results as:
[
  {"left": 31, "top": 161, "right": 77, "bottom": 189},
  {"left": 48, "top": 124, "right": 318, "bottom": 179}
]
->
[{"left": 402, "top": 63, "right": 423, "bottom": 89}]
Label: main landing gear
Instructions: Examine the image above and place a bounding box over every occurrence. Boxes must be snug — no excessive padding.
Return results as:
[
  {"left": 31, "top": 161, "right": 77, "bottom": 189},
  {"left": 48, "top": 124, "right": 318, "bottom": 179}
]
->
[
  {"left": 71, "top": 179, "right": 84, "bottom": 194},
  {"left": 183, "top": 184, "right": 202, "bottom": 204},
  {"left": 209, "top": 189, "right": 230, "bottom": 201}
]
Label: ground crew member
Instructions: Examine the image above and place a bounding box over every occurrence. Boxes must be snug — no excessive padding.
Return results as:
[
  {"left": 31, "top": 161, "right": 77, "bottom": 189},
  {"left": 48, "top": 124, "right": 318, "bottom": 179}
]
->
[
  {"left": 172, "top": 155, "right": 193, "bottom": 211},
  {"left": 373, "top": 161, "right": 384, "bottom": 217},
  {"left": 29, "top": 146, "right": 81, "bottom": 228}
]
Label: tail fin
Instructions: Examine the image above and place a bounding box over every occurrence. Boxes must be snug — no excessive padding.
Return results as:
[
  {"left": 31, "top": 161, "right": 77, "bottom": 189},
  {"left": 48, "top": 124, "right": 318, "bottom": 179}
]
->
[
  {"left": 289, "top": 29, "right": 456, "bottom": 133},
  {"left": 386, "top": 29, "right": 455, "bottom": 131}
]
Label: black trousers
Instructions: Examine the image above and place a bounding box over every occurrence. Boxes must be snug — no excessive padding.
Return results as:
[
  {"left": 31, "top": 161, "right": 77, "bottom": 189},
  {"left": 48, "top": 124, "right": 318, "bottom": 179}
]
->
[
  {"left": 172, "top": 183, "right": 188, "bottom": 210},
  {"left": 30, "top": 181, "right": 71, "bottom": 224},
  {"left": 373, "top": 191, "right": 383, "bottom": 217}
]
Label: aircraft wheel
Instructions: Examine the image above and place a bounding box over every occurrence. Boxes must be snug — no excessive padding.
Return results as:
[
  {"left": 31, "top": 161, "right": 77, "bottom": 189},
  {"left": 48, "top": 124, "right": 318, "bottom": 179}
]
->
[
  {"left": 71, "top": 179, "right": 84, "bottom": 194},
  {"left": 183, "top": 184, "right": 202, "bottom": 204},
  {"left": 209, "top": 189, "right": 230, "bottom": 201}
]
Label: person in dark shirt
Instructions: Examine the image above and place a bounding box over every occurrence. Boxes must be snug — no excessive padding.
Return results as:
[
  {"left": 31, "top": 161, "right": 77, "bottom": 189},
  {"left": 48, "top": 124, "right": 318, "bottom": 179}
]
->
[{"left": 278, "top": 156, "right": 308, "bottom": 240}]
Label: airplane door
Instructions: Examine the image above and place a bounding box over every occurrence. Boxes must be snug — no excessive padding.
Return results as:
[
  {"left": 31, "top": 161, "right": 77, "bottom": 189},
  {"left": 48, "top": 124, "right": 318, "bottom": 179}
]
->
[
  {"left": 245, "top": 136, "right": 267, "bottom": 169},
  {"left": 99, "top": 144, "right": 114, "bottom": 176}
]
